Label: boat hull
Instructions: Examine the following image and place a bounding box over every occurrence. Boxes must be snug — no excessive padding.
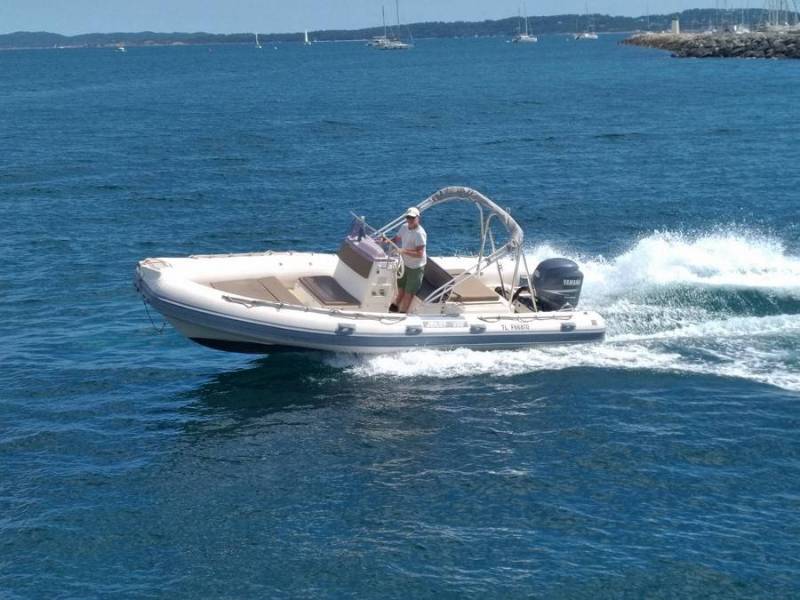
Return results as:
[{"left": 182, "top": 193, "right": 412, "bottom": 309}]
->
[{"left": 136, "top": 261, "right": 605, "bottom": 355}]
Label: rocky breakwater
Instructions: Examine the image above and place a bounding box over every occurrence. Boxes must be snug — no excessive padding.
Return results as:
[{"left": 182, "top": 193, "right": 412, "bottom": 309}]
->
[{"left": 623, "top": 31, "right": 800, "bottom": 59}]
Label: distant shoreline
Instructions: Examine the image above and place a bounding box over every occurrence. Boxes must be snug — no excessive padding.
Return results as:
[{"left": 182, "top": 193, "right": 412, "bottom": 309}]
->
[
  {"left": 0, "top": 34, "right": 629, "bottom": 52},
  {"left": 0, "top": 8, "right": 783, "bottom": 51}
]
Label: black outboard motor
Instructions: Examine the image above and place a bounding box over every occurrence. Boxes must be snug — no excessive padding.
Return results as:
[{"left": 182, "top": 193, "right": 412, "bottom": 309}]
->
[{"left": 530, "top": 258, "right": 584, "bottom": 311}]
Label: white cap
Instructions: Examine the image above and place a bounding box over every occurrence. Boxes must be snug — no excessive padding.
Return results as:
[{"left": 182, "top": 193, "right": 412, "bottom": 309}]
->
[{"left": 405, "top": 207, "right": 420, "bottom": 218}]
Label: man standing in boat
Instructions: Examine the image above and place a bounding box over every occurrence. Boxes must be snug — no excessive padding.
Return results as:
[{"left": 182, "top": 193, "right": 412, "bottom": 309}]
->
[{"left": 388, "top": 207, "right": 427, "bottom": 313}]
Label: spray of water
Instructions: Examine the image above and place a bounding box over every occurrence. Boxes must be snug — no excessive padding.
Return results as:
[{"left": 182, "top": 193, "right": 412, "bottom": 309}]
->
[{"left": 325, "top": 231, "right": 800, "bottom": 391}]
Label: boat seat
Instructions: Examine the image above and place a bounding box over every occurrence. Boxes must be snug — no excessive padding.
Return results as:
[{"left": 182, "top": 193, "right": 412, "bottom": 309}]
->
[
  {"left": 416, "top": 258, "right": 453, "bottom": 303},
  {"left": 415, "top": 261, "right": 498, "bottom": 302},
  {"left": 210, "top": 277, "right": 302, "bottom": 305},
  {"left": 451, "top": 278, "right": 500, "bottom": 302},
  {"left": 299, "top": 276, "right": 359, "bottom": 307}
]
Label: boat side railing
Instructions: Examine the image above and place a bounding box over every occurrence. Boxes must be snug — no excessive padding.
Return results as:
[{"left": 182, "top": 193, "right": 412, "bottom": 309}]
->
[
  {"left": 221, "top": 294, "right": 408, "bottom": 323},
  {"left": 220, "top": 293, "right": 571, "bottom": 323}
]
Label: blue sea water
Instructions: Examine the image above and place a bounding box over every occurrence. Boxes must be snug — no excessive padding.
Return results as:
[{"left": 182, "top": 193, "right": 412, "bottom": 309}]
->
[{"left": 2, "top": 34, "right": 800, "bottom": 597}]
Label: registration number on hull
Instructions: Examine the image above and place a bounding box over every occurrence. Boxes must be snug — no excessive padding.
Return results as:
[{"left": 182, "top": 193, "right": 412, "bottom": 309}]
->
[
  {"left": 422, "top": 320, "right": 468, "bottom": 329},
  {"left": 500, "top": 323, "right": 531, "bottom": 331}
]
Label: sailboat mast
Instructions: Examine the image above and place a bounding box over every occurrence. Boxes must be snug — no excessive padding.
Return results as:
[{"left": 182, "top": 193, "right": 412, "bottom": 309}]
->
[
  {"left": 396, "top": 0, "right": 401, "bottom": 28},
  {"left": 585, "top": 1, "right": 591, "bottom": 32},
  {"left": 382, "top": 5, "right": 387, "bottom": 38},
  {"left": 524, "top": 4, "right": 529, "bottom": 35}
]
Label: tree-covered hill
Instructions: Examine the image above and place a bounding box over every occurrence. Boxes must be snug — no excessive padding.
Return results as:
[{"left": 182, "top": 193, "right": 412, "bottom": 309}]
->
[{"left": 0, "top": 9, "right": 776, "bottom": 49}]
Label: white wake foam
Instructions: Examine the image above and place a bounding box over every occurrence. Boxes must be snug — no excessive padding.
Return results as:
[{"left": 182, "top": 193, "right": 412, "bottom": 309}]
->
[
  {"left": 610, "top": 313, "right": 800, "bottom": 343},
  {"left": 328, "top": 231, "right": 800, "bottom": 392},
  {"left": 325, "top": 333, "right": 800, "bottom": 391},
  {"left": 557, "top": 230, "right": 800, "bottom": 304}
]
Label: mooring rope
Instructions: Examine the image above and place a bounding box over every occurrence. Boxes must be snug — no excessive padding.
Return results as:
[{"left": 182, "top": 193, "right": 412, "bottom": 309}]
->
[{"left": 142, "top": 299, "right": 166, "bottom": 334}]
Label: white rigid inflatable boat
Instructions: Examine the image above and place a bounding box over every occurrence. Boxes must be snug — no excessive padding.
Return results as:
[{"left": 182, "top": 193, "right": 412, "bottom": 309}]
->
[{"left": 135, "top": 187, "right": 605, "bottom": 354}]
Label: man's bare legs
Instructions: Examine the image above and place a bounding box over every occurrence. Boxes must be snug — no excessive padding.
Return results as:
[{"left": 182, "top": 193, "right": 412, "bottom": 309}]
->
[{"left": 398, "top": 291, "right": 415, "bottom": 313}]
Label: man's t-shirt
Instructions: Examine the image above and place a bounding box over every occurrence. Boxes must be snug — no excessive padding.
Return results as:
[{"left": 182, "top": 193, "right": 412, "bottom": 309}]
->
[{"left": 398, "top": 224, "right": 427, "bottom": 269}]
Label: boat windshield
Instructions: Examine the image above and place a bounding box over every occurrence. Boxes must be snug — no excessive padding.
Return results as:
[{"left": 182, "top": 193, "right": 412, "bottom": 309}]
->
[
  {"left": 346, "top": 214, "right": 380, "bottom": 241},
  {"left": 345, "top": 215, "right": 390, "bottom": 261}
]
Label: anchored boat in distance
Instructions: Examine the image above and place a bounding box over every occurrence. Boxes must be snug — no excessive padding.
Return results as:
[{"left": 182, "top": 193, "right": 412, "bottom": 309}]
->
[
  {"left": 369, "top": 1, "right": 413, "bottom": 50},
  {"left": 574, "top": 3, "right": 599, "bottom": 39},
  {"left": 512, "top": 4, "right": 538, "bottom": 43}
]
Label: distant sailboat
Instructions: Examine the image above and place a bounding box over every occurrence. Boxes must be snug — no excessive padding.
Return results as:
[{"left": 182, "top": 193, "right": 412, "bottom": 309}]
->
[
  {"left": 255, "top": 32, "right": 262, "bottom": 48},
  {"left": 574, "top": 3, "right": 599, "bottom": 40},
  {"left": 368, "top": 6, "right": 390, "bottom": 46},
  {"left": 304, "top": 30, "right": 312, "bottom": 45},
  {"left": 734, "top": 5, "right": 751, "bottom": 34},
  {"left": 512, "top": 4, "right": 538, "bottom": 43},
  {"left": 371, "top": 1, "right": 412, "bottom": 49}
]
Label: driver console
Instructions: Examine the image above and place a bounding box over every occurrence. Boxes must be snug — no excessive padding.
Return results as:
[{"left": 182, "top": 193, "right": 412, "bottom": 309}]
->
[{"left": 305, "top": 234, "right": 395, "bottom": 311}]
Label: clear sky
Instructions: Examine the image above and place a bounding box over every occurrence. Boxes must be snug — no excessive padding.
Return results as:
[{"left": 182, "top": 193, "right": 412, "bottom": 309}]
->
[{"left": 1, "top": 1, "right": 712, "bottom": 35}]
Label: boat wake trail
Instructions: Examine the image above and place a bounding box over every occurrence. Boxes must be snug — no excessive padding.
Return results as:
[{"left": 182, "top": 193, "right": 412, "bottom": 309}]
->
[{"left": 326, "top": 231, "right": 800, "bottom": 392}]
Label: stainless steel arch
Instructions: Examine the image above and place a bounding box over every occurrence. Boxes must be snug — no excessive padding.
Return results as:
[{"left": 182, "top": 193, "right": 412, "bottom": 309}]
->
[
  {"left": 377, "top": 186, "right": 523, "bottom": 250},
  {"left": 376, "top": 187, "right": 530, "bottom": 306}
]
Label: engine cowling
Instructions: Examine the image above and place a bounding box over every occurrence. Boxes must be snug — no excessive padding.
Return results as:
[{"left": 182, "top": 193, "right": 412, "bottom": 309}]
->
[{"left": 531, "top": 258, "right": 584, "bottom": 311}]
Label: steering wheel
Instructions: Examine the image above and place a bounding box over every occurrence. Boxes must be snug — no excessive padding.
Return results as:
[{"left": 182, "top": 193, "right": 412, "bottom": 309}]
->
[{"left": 376, "top": 235, "right": 405, "bottom": 280}]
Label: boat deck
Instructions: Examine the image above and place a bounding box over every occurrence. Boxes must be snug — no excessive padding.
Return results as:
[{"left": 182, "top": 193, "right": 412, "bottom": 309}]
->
[{"left": 206, "top": 268, "right": 507, "bottom": 314}]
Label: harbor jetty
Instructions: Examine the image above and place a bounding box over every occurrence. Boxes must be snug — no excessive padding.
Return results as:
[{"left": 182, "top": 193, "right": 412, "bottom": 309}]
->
[{"left": 623, "top": 31, "right": 800, "bottom": 59}]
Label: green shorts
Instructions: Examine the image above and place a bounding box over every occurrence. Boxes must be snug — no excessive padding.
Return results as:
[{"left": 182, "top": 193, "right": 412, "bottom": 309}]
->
[{"left": 398, "top": 266, "right": 424, "bottom": 294}]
